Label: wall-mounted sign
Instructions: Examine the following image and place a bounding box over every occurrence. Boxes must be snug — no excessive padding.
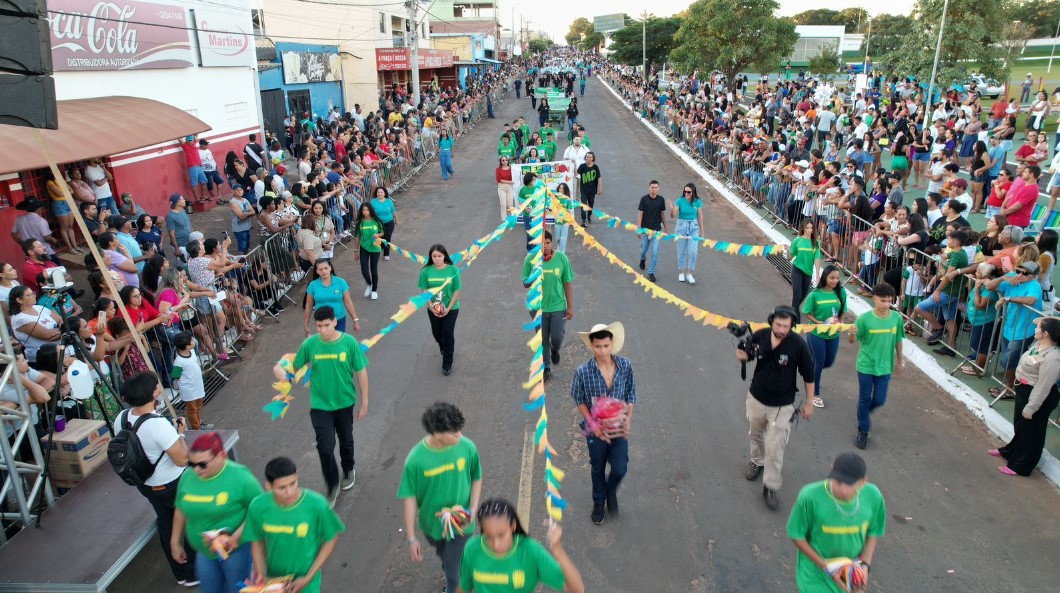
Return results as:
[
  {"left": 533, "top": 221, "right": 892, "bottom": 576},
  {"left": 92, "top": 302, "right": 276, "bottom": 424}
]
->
[
  {"left": 48, "top": 0, "right": 195, "bottom": 71},
  {"left": 282, "top": 51, "right": 342, "bottom": 84},
  {"left": 375, "top": 48, "right": 455, "bottom": 71},
  {"left": 193, "top": 9, "right": 253, "bottom": 67}
]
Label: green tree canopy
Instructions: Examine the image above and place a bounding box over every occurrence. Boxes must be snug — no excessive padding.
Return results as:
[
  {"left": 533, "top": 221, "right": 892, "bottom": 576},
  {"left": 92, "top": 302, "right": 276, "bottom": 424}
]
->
[
  {"left": 580, "top": 31, "right": 605, "bottom": 52},
  {"left": 860, "top": 14, "right": 916, "bottom": 58},
  {"left": 807, "top": 43, "right": 841, "bottom": 77},
  {"left": 670, "top": 0, "right": 797, "bottom": 83},
  {"left": 789, "top": 7, "right": 868, "bottom": 31},
  {"left": 528, "top": 37, "right": 555, "bottom": 55},
  {"left": 609, "top": 17, "right": 683, "bottom": 69},
  {"left": 1007, "top": 0, "right": 1060, "bottom": 37},
  {"left": 565, "top": 17, "right": 592, "bottom": 47}
]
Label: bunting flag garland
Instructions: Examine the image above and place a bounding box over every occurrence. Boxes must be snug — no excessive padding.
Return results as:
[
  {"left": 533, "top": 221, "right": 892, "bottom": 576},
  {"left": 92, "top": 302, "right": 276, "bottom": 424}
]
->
[
  {"left": 553, "top": 197, "right": 853, "bottom": 336},
  {"left": 377, "top": 240, "right": 430, "bottom": 265},
  {"left": 379, "top": 223, "right": 520, "bottom": 266},
  {"left": 521, "top": 184, "right": 567, "bottom": 522},
  {"left": 563, "top": 197, "right": 784, "bottom": 257},
  {"left": 263, "top": 353, "right": 312, "bottom": 420}
]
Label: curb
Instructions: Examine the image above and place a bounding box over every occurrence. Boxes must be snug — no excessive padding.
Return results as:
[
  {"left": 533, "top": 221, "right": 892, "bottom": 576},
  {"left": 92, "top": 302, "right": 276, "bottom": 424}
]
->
[{"left": 598, "top": 76, "right": 1060, "bottom": 489}]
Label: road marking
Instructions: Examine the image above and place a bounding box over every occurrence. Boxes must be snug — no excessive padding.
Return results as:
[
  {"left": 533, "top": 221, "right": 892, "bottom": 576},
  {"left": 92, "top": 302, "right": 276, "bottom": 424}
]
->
[{"left": 516, "top": 428, "right": 535, "bottom": 527}]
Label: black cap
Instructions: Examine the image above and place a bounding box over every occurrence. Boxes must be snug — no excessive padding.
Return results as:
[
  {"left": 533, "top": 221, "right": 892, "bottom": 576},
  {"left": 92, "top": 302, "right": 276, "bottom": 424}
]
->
[{"left": 828, "top": 453, "right": 867, "bottom": 485}]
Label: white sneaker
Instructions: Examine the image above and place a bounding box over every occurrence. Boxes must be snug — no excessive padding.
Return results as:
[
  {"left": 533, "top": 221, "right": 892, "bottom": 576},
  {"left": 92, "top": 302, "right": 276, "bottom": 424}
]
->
[
  {"left": 678, "top": 273, "right": 686, "bottom": 282},
  {"left": 341, "top": 230, "right": 352, "bottom": 238},
  {"left": 384, "top": 255, "right": 390, "bottom": 261},
  {"left": 371, "top": 291, "right": 378, "bottom": 300},
  {"left": 687, "top": 273, "right": 696, "bottom": 285},
  {"left": 364, "top": 285, "right": 372, "bottom": 298}
]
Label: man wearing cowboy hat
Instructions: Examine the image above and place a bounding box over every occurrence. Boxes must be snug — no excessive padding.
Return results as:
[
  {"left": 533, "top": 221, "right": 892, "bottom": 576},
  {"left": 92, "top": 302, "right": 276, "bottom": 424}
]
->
[{"left": 570, "top": 322, "right": 636, "bottom": 525}]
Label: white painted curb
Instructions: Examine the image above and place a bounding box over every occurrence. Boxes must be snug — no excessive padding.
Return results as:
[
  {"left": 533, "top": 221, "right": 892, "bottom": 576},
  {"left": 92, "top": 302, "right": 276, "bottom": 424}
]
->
[{"left": 598, "top": 77, "right": 1060, "bottom": 488}]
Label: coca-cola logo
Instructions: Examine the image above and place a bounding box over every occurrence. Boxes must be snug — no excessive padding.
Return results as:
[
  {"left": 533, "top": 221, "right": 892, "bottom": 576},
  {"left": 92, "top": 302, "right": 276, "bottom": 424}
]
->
[
  {"left": 50, "top": 2, "right": 141, "bottom": 55},
  {"left": 48, "top": 0, "right": 193, "bottom": 71}
]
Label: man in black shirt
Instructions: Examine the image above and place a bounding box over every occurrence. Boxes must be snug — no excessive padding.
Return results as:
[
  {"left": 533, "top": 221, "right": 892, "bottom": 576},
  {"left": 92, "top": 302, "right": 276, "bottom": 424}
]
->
[
  {"left": 576, "top": 152, "right": 602, "bottom": 226},
  {"left": 637, "top": 180, "right": 667, "bottom": 283},
  {"left": 736, "top": 306, "right": 815, "bottom": 510}
]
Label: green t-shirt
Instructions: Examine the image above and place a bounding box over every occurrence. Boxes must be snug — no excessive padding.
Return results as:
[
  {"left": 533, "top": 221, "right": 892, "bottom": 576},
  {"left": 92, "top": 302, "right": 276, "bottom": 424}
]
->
[
  {"left": 941, "top": 249, "right": 969, "bottom": 296},
  {"left": 294, "top": 333, "right": 369, "bottom": 410},
  {"left": 498, "top": 143, "right": 517, "bottom": 158},
  {"left": 357, "top": 219, "right": 383, "bottom": 253},
  {"left": 791, "top": 236, "right": 821, "bottom": 276},
  {"left": 801, "top": 289, "right": 844, "bottom": 340},
  {"left": 175, "top": 461, "right": 263, "bottom": 557},
  {"left": 396, "top": 436, "right": 482, "bottom": 541},
  {"left": 242, "top": 490, "right": 346, "bottom": 593},
  {"left": 458, "top": 534, "right": 565, "bottom": 593},
  {"left": 522, "top": 251, "right": 574, "bottom": 313},
  {"left": 518, "top": 124, "right": 530, "bottom": 141},
  {"left": 540, "top": 139, "right": 557, "bottom": 161},
  {"left": 418, "top": 264, "right": 462, "bottom": 310},
  {"left": 854, "top": 309, "right": 904, "bottom": 375},
  {"left": 786, "top": 480, "right": 886, "bottom": 593},
  {"left": 538, "top": 127, "right": 555, "bottom": 141}
]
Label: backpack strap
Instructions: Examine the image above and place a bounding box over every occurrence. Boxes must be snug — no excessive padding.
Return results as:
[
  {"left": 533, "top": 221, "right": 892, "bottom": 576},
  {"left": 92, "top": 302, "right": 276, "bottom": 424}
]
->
[{"left": 129, "top": 412, "right": 164, "bottom": 471}]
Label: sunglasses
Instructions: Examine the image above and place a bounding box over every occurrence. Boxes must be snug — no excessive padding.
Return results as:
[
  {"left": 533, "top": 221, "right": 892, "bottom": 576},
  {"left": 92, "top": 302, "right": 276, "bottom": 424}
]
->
[
  {"left": 190, "top": 455, "right": 217, "bottom": 470},
  {"left": 683, "top": 189, "right": 693, "bottom": 194},
  {"left": 1017, "top": 270, "right": 1034, "bottom": 276}
]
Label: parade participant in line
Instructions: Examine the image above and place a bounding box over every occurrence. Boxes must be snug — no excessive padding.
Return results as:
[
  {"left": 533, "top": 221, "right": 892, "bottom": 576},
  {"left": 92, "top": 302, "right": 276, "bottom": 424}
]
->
[
  {"left": 787, "top": 453, "right": 885, "bottom": 593},
  {"left": 304, "top": 259, "right": 361, "bottom": 335},
  {"left": 371, "top": 186, "right": 398, "bottom": 261},
  {"left": 276, "top": 306, "right": 369, "bottom": 506},
  {"left": 800, "top": 264, "right": 847, "bottom": 408},
  {"left": 552, "top": 183, "right": 573, "bottom": 253},
  {"left": 789, "top": 220, "right": 820, "bottom": 319},
  {"left": 419, "top": 245, "right": 462, "bottom": 376},
  {"left": 439, "top": 129, "right": 456, "bottom": 180},
  {"left": 738, "top": 306, "right": 815, "bottom": 510},
  {"left": 849, "top": 283, "right": 904, "bottom": 450},
  {"left": 517, "top": 173, "right": 539, "bottom": 252},
  {"left": 458, "top": 498, "right": 584, "bottom": 593},
  {"left": 172, "top": 432, "right": 263, "bottom": 593},
  {"left": 399, "top": 402, "right": 483, "bottom": 593},
  {"left": 637, "top": 180, "right": 667, "bottom": 283},
  {"left": 498, "top": 134, "right": 517, "bottom": 161},
  {"left": 670, "top": 183, "right": 705, "bottom": 284},
  {"left": 992, "top": 316, "right": 1060, "bottom": 475},
  {"left": 244, "top": 457, "right": 345, "bottom": 593},
  {"left": 523, "top": 231, "right": 574, "bottom": 383},
  {"left": 562, "top": 135, "right": 589, "bottom": 171},
  {"left": 575, "top": 152, "right": 602, "bottom": 226},
  {"left": 353, "top": 202, "right": 384, "bottom": 300},
  {"left": 571, "top": 322, "right": 636, "bottom": 525},
  {"left": 495, "top": 157, "right": 516, "bottom": 220}
]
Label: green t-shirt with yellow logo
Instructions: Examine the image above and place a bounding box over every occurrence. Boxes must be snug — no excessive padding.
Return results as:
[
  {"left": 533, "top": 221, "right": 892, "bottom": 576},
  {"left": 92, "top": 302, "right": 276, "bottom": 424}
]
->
[
  {"left": 175, "top": 461, "right": 263, "bottom": 557},
  {"left": 790, "top": 236, "right": 821, "bottom": 276},
  {"left": 854, "top": 309, "right": 904, "bottom": 375},
  {"left": 498, "top": 143, "right": 517, "bottom": 159},
  {"left": 357, "top": 219, "right": 383, "bottom": 253},
  {"left": 459, "top": 534, "right": 565, "bottom": 593},
  {"left": 294, "top": 333, "right": 369, "bottom": 411},
  {"left": 242, "top": 490, "right": 345, "bottom": 593},
  {"left": 522, "top": 251, "right": 574, "bottom": 313},
  {"left": 397, "top": 436, "right": 482, "bottom": 541},
  {"left": 418, "top": 264, "right": 462, "bottom": 310},
  {"left": 801, "top": 289, "right": 845, "bottom": 340}
]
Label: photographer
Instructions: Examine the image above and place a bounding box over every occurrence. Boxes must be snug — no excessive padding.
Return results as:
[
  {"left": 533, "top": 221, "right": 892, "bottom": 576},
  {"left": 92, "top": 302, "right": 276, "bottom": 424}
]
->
[{"left": 735, "top": 306, "right": 815, "bottom": 511}]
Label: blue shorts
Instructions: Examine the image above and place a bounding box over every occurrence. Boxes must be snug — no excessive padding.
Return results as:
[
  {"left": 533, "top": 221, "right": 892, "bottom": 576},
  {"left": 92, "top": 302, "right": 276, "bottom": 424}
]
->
[
  {"left": 51, "top": 199, "right": 71, "bottom": 216},
  {"left": 188, "top": 165, "right": 208, "bottom": 187},
  {"left": 912, "top": 152, "right": 931, "bottom": 162},
  {"left": 1000, "top": 336, "right": 1032, "bottom": 370},
  {"left": 827, "top": 218, "right": 846, "bottom": 236},
  {"left": 916, "top": 292, "right": 960, "bottom": 320}
]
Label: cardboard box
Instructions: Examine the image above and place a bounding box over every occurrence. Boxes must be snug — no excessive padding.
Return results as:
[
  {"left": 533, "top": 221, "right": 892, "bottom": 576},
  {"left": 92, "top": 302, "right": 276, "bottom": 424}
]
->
[{"left": 41, "top": 419, "right": 110, "bottom": 484}]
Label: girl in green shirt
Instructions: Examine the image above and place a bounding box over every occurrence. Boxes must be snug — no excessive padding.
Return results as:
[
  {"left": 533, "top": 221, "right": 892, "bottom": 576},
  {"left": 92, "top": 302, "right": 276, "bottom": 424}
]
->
[
  {"left": 458, "top": 498, "right": 584, "bottom": 593},
  {"left": 354, "top": 202, "right": 384, "bottom": 300},
  {"left": 800, "top": 264, "right": 847, "bottom": 408},
  {"left": 790, "top": 219, "right": 821, "bottom": 317},
  {"left": 498, "top": 136, "right": 517, "bottom": 161},
  {"left": 419, "top": 244, "right": 462, "bottom": 375}
]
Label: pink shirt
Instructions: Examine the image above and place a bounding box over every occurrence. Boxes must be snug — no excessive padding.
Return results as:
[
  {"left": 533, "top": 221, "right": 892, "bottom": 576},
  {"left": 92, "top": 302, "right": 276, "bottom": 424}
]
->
[{"left": 1005, "top": 181, "right": 1039, "bottom": 228}]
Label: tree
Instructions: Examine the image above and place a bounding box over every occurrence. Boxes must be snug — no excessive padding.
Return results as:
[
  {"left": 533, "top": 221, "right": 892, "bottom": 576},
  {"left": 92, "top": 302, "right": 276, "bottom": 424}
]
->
[
  {"left": 807, "top": 43, "right": 841, "bottom": 77},
  {"left": 565, "top": 17, "right": 592, "bottom": 47},
  {"left": 790, "top": 8, "right": 840, "bottom": 25},
  {"left": 999, "top": 20, "right": 1035, "bottom": 69},
  {"left": 833, "top": 8, "right": 869, "bottom": 32},
  {"left": 579, "top": 31, "right": 605, "bottom": 52},
  {"left": 860, "top": 14, "right": 916, "bottom": 58},
  {"left": 880, "top": 0, "right": 1006, "bottom": 87},
  {"left": 1008, "top": 0, "right": 1060, "bottom": 37},
  {"left": 609, "top": 17, "right": 683, "bottom": 69},
  {"left": 670, "top": 0, "right": 797, "bottom": 83},
  {"left": 527, "top": 37, "right": 554, "bottom": 55}
]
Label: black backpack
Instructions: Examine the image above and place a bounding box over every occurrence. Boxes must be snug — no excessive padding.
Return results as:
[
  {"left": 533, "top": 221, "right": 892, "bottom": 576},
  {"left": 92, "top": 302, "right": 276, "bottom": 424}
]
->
[{"left": 107, "top": 410, "right": 162, "bottom": 487}]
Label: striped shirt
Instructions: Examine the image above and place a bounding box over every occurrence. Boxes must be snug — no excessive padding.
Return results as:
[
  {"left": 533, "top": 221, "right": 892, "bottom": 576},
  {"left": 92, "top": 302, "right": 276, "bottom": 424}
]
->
[{"left": 570, "top": 355, "right": 637, "bottom": 409}]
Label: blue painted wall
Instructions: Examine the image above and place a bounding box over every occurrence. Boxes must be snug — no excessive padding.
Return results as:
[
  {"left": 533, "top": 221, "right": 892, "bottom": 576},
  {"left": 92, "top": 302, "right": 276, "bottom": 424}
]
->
[{"left": 259, "top": 42, "right": 344, "bottom": 118}]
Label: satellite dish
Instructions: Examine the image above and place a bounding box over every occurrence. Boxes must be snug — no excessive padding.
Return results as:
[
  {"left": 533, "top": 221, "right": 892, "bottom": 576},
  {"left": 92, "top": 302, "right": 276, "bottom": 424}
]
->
[{"left": 66, "top": 361, "right": 94, "bottom": 401}]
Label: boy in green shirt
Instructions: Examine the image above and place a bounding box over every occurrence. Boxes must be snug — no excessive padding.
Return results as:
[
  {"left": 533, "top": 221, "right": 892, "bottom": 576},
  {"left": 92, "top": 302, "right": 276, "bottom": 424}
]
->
[
  {"left": 849, "top": 284, "right": 904, "bottom": 450},
  {"left": 399, "top": 402, "right": 483, "bottom": 593},
  {"left": 275, "top": 306, "right": 369, "bottom": 506},
  {"left": 498, "top": 136, "right": 517, "bottom": 160},
  {"left": 522, "top": 230, "right": 575, "bottom": 382},
  {"left": 244, "top": 457, "right": 345, "bottom": 593},
  {"left": 787, "top": 453, "right": 885, "bottom": 593}
]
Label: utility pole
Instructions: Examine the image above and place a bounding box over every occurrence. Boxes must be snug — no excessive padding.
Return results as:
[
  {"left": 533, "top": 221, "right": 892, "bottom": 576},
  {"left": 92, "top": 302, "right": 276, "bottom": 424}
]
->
[
  {"left": 408, "top": 0, "right": 420, "bottom": 107},
  {"left": 641, "top": 12, "right": 647, "bottom": 83},
  {"left": 925, "top": 0, "right": 949, "bottom": 112},
  {"left": 863, "top": 15, "right": 872, "bottom": 73}
]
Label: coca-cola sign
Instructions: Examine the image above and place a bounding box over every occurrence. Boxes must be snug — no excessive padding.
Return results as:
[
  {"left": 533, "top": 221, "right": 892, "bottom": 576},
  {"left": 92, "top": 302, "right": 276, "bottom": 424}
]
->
[{"left": 48, "top": 0, "right": 194, "bottom": 71}]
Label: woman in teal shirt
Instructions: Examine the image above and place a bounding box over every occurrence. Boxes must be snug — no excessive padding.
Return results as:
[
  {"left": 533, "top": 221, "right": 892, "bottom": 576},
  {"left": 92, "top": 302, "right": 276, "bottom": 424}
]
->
[
  {"left": 418, "top": 244, "right": 462, "bottom": 375},
  {"left": 371, "top": 186, "right": 398, "bottom": 261},
  {"left": 304, "top": 259, "right": 360, "bottom": 335},
  {"left": 669, "top": 183, "right": 705, "bottom": 284},
  {"left": 439, "top": 129, "right": 455, "bottom": 180}
]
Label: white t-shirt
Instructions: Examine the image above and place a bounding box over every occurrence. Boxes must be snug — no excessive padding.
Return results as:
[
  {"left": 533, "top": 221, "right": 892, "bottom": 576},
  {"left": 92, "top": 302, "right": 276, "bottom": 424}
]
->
[
  {"left": 173, "top": 353, "right": 205, "bottom": 402},
  {"left": 0, "top": 368, "right": 43, "bottom": 430},
  {"left": 952, "top": 192, "right": 973, "bottom": 212},
  {"left": 115, "top": 409, "right": 184, "bottom": 487},
  {"left": 11, "top": 306, "right": 59, "bottom": 362},
  {"left": 927, "top": 161, "right": 947, "bottom": 193},
  {"left": 83, "top": 164, "right": 113, "bottom": 200},
  {"left": 0, "top": 281, "right": 20, "bottom": 311},
  {"left": 199, "top": 148, "right": 218, "bottom": 172},
  {"left": 563, "top": 145, "right": 589, "bottom": 169}
]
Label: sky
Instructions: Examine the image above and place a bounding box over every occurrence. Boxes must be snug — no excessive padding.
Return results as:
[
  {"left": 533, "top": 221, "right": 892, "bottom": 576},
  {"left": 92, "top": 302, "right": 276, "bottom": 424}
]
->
[{"left": 500, "top": 0, "right": 918, "bottom": 45}]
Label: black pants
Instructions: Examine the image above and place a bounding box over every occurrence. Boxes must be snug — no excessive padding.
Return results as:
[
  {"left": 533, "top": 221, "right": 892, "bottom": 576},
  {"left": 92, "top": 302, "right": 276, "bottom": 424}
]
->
[
  {"left": 359, "top": 249, "right": 380, "bottom": 290},
  {"left": 310, "top": 405, "right": 355, "bottom": 492},
  {"left": 381, "top": 220, "right": 395, "bottom": 257},
  {"left": 139, "top": 478, "right": 196, "bottom": 582},
  {"left": 580, "top": 191, "right": 595, "bottom": 223},
  {"left": 999, "top": 383, "right": 1060, "bottom": 475},
  {"left": 428, "top": 308, "right": 459, "bottom": 367},
  {"left": 791, "top": 266, "right": 812, "bottom": 318}
]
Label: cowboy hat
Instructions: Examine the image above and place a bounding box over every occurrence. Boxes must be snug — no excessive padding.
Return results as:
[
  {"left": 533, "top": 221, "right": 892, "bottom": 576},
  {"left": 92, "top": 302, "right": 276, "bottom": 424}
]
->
[
  {"left": 15, "top": 197, "right": 47, "bottom": 211},
  {"left": 577, "top": 321, "right": 625, "bottom": 354}
]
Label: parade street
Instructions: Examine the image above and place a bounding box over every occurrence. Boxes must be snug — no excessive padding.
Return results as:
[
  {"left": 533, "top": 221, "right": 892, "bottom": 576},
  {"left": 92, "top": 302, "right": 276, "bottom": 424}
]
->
[{"left": 111, "top": 77, "right": 1060, "bottom": 593}]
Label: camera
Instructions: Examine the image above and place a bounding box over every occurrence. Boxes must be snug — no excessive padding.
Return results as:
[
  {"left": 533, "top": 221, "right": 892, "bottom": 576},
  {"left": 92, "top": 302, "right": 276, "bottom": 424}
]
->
[{"left": 728, "top": 321, "right": 758, "bottom": 380}]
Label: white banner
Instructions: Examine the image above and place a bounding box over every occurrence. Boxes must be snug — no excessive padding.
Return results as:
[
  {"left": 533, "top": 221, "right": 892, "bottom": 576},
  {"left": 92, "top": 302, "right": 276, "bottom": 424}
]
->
[{"left": 194, "top": 9, "right": 255, "bottom": 67}]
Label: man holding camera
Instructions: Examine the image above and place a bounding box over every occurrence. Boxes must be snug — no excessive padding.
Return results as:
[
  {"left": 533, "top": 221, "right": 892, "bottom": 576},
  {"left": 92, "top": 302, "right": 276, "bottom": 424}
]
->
[{"left": 736, "top": 306, "right": 816, "bottom": 510}]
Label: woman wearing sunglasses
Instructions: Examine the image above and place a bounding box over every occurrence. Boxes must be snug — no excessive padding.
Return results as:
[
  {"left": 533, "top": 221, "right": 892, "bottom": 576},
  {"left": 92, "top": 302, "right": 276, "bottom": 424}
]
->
[{"left": 172, "top": 432, "right": 263, "bottom": 593}]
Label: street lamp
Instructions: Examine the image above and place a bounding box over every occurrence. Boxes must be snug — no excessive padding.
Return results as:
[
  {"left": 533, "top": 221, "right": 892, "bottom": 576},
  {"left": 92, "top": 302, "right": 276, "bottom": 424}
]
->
[{"left": 924, "top": 0, "right": 949, "bottom": 113}]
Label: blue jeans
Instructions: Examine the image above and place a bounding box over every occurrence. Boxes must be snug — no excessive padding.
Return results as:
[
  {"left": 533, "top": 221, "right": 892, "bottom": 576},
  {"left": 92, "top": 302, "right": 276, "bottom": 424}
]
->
[
  {"left": 807, "top": 334, "right": 840, "bottom": 396},
  {"left": 195, "top": 543, "right": 252, "bottom": 593},
  {"left": 439, "top": 151, "right": 454, "bottom": 179},
  {"left": 639, "top": 234, "right": 661, "bottom": 274},
  {"left": 587, "top": 435, "right": 628, "bottom": 503},
  {"left": 98, "top": 196, "right": 118, "bottom": 215},
  {"left": 675, "top": 219, "right": 699, "bottom": 270},
  {"left": 856, "top": 372, "right": 892, "bottom": 433},
  {"left": 553, "top": 223, "right": 569, "bottom": 253},
  {"left": 233, "top": 230, "right": 250, "bottom": 254}
]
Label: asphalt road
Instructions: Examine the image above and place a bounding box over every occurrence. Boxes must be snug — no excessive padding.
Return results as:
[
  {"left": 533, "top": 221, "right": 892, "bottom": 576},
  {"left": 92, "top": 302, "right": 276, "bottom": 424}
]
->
[{"left": 111, "top": 77, "right": 1060, "bottom": 593}]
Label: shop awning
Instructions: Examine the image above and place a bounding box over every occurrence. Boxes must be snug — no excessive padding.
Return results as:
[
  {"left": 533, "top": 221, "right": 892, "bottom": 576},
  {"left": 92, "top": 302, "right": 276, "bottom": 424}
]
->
[
  {"left": 0, "top": 96, "right": 210, "bottom": 175},
  {"left": 478, "top": 58, "right": 503, "bottom": 64}
]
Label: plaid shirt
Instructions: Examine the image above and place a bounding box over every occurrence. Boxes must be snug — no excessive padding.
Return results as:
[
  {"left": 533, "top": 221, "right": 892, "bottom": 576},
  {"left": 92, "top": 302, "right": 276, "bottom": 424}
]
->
[{"left": 570, "top": 355, "right": 637, "bottom": 408}]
